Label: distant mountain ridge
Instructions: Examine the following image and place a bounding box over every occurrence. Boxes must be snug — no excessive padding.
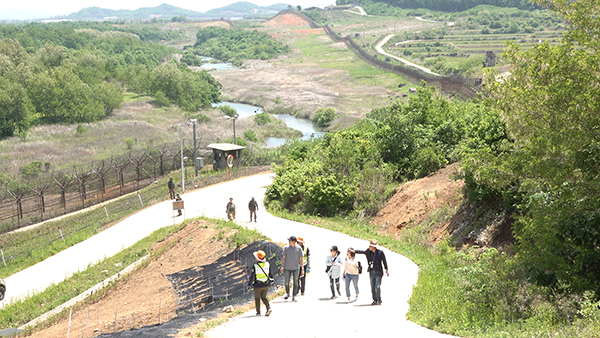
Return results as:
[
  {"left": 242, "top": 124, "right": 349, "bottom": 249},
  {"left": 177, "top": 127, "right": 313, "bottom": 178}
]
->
[{"left": 64, "top": 2, "right": 290, "bottom": 21}]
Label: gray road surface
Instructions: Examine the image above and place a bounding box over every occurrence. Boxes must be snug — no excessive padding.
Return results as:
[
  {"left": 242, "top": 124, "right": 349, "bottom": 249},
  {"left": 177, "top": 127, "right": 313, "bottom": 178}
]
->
[{"left": 1, "top": 172, "right": 458, "bottom": 337}]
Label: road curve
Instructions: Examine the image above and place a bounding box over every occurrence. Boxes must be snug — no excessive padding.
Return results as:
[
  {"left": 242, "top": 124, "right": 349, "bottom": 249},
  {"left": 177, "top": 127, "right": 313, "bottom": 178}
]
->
[
  {"left": 1, "top": 173, "right": 459, "bottom": 337},
  {"left": 375, "top": 34, "right": 441, "bottom": 76}
]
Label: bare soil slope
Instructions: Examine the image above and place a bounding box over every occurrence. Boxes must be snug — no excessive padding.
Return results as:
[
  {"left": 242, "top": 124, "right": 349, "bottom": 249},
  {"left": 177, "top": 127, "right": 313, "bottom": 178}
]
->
[
  {"left": 29, "top": 220, "right": 232, "bottom": 337},
  {"left": 371, "top": 163, "right": 464, "bottom": 241}
]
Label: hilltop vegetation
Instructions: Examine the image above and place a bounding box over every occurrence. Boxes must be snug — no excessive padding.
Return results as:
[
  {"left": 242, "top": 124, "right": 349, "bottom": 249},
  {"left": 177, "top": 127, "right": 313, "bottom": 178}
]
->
[{"left": 0, "top": 22, "right": 221, "bottom": 137}]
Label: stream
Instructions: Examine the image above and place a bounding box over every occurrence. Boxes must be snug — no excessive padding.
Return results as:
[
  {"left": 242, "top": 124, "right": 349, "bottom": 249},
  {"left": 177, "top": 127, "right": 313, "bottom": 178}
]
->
[{"left": 213, "top": 102, "right": 325, "bottom": 147}]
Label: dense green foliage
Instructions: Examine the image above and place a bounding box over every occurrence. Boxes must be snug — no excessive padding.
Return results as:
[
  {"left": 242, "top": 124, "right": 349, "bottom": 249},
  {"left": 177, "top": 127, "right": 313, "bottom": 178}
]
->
[
  {"left": 337, "top": 0, "right": 537, "bottom": 12},
  {"left": 463, "top": 0, "right": 600, "bottom": 295},
  {"left": 266, "top": 85, "right": 508, "bottom": 216},
  {"left": 312, "top": 107, "right": 337, "bottom": 128},
  {"left": 193, "top": 26, "right": 291, "bottom": 64},
  {"left": 0, "top": 22, "right": 221, "bottom": 137}
]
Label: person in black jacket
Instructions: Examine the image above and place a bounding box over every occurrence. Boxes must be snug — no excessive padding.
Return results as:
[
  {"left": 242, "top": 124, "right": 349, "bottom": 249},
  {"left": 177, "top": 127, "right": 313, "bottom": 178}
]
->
[
  {"left": 355, "top": 240, "right": 389, "bottom": 305},
  {"left": 248, "top": 250, "right": 273, "bottom": 316}
]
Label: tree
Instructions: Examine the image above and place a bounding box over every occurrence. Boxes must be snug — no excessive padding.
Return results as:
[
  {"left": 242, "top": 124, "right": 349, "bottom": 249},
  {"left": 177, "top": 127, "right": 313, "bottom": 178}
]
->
[
  {"left": 0, "top": 77, "right": 31, "bottom": 137},
  {"left": 481, "top": 0, "right": 600, "bottom": 292},
  {"left": 312, "top": 107, "right": 336, "bottom": 127}
]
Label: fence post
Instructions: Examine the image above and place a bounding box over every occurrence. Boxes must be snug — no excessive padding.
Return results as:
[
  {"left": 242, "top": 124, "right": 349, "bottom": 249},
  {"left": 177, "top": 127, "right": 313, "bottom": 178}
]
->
[
  {"left": 67, "top": 309, "right": 72, "bottom": 338},
  {"left": 1, "top": 248, "right": 5, "bottom": 267},
  {"left": 104, "top": 206, "right": 109, "bottom": 221},
  {"left": 113, "top": 308, "right": 117, "bottom": 333},
  {"left": 137, "top": 192, "right": 143, "bottom": 207}
]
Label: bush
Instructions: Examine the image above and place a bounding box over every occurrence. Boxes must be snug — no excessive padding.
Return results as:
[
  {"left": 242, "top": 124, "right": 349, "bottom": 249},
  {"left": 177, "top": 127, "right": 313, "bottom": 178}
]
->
[
  {"left": 312, "top": 107, "right": 336, "bottom": 128},
  {"left": 243, "top": 130, "right": 258, "bottom": 142},
  {"left": 218, "top": 104, "right": 237, "bottom": 117},
  {"left": 253, "top": 113, "right": 271, "bottom": 126}
]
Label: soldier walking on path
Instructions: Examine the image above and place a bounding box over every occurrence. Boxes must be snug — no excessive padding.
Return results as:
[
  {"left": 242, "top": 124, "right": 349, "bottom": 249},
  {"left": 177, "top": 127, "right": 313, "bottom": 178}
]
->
[
  {"left": 248, "top": 250, "right": 273, "bottom": 316},
  {"left": 281, "top": 236, "right": 304, "bottom": 301},
  {"left": 167, "top": 177, "right": 176, "bottom": 199},
  {"left": 297, "top": 237, "right": 310, "bottom": 295},
  {"left": 248, "top": 197, "right": 259, "bottom": 222},
  {"left": 355, "top": 240, "right": 388, "bottom": 305},
  {"left": 226, "top": 197, "right": 236, "bottom": 220}
]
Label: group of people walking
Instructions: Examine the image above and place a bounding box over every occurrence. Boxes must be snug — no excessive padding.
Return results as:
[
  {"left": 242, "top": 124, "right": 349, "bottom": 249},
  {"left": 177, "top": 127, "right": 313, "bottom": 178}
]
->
[
  {"left": 248, "top": 236, "right": 389, "bottom": 316},
  {"left": 326, "top": 240, "right": 389, "bottom": 305}
]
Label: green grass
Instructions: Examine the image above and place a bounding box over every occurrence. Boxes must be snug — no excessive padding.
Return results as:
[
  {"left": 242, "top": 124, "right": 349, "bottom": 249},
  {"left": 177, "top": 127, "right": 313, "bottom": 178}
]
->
[
  {"left": 0, "top": 166, "right": 266, "bottom": 279},
  {"left": 0, "top": 221, "right": 186, "bottom": 330},
  {"left": 268, "top": 205, "right": 600, "bottom": 338},
  {"left": 0, "top": 214, "right": 269, "bottom": 332},
  {"left": 290, "top": 33, "right": 407, "bottom": 90}
]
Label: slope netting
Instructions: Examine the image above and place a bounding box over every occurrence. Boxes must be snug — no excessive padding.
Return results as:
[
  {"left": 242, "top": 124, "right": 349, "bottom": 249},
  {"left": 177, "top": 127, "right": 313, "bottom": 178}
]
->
[{"left": 97, "top": 241, "right": 283, "bottom": 337}]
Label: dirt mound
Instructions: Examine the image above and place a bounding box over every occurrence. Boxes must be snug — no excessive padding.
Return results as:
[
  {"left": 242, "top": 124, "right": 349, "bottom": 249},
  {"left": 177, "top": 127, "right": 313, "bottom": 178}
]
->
[
  {"left": 29, "top": 220, "right": 282, "bottom": 338},
  {"left": 371, "top": 163, "right": 464, "bottom": 237},
  {"left": 263, "top": 13, "right": 312, "bottom": 28}
]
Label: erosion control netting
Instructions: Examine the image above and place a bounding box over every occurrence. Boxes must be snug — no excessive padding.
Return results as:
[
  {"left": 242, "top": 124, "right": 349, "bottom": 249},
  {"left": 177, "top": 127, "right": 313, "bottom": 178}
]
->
[{"left": 98, "top": 241, "right": 283, "bottom": 337}]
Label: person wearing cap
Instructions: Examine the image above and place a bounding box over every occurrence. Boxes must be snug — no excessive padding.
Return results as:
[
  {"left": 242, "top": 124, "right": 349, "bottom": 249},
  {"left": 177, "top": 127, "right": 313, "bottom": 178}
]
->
[
  {"left": 355, "top": 240, "right": 389, "bottom": 305},
  {"left": 226, "top": 197, "right": 236, "bottom": 220},
  {"left": 297, "top": 237, "right": 310, "bottom": 295},
  {"left": 280, "top": 236, "right": 304, "bottom": 301},
  {"left": 248, "top": 197, "right": 259, "bottom": 222},
  {"left": 248, "top": 250, "right": 273, "bottom": 316}
]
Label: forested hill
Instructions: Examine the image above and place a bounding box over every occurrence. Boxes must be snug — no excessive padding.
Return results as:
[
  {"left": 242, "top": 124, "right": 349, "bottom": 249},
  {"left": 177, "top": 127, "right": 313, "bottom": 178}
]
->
[
  {"left": 65, "top": 2, "right": 290, "bottom": 21},
  {"left": 336, "top": 0, "right": 538, "bottom": 11}
]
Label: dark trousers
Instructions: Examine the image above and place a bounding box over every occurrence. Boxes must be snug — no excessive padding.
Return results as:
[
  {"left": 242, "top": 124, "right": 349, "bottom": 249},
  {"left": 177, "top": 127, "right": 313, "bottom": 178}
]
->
[
  {"left": 253, "top": 286, "right": 270, "bottom": 313},
  {"left": 169, "top": 188, "right": 176, "bottom": 199},
  {"left": 369, "top": 270, "right": 382, "bottom": 301},
  {"left": 250, "top": 209, "right": 257, "bottom": 221},
  {"left": 284, "top": 269, "right": 300, "bottom": 296},
  {"left": 299, "top": 265, "right": 307, "bottom": 294},
  {"left": 329, "top": 276, "right": 340, "bottom": 297}
]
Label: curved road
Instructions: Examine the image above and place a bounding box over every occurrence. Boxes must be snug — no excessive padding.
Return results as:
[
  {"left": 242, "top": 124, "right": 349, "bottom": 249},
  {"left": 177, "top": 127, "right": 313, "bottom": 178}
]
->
[{"left": 1, "top": 173, "right": 458, "bottom": 337}]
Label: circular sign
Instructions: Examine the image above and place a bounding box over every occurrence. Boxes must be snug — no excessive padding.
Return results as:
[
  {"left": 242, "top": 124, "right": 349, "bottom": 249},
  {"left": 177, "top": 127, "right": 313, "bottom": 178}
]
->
[{"left": 227, "top": 154, "right": 234, "bottom": 168}]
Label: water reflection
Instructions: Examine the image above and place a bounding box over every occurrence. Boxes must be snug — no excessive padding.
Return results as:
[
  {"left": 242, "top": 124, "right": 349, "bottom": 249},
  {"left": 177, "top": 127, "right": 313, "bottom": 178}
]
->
[
  {"left": 199, "top": 56, "right": 236, "bottom": 71},
  {"left": 213, "top": 102, "right": 323, "bottom": 147}
]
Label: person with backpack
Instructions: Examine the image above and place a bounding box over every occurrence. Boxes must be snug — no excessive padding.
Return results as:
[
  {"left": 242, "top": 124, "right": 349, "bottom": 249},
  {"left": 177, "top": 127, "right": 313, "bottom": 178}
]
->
[
  {"left": 326, "top": 245, "right": 342, "bottom": 299},
  {"left": 342, "top": 247, "right": 360, "bottom": 302},
  {"left": 355, "top": 240, "right": 389, "bottom": 305},
  {"left": 297, "top": 237, "right": 310, "bottom": 295},
  {"left": 247, "top": 250, "right": 273, "bottom": 316},
  {"left": 226, "top": 197, "right": 236, "bottom": 220},
  {"left": 248, "top": 197, "right": 259, "bottom": 222},
  {"left": 167, "top": 177, "right": 176, "bottom": 199}
]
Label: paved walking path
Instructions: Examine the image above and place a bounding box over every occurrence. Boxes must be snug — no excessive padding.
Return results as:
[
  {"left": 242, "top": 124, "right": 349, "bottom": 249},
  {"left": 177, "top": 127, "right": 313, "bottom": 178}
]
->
[
  {"left": 1, "top": 172, "right": 458, "bottom": 337},
  {"left": 375, "top": 34, "right": 441, "bottom": 76}
]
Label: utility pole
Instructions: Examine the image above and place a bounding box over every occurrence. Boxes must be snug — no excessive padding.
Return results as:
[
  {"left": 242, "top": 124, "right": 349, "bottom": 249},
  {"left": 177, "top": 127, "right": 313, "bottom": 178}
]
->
[{"left": 191, "top": 119, "right": 198, "bottom": 176}]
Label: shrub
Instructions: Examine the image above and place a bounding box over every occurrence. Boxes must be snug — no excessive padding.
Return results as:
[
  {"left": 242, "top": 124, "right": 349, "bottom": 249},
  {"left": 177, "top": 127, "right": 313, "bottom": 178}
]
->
[
  {"left": 253, "top": 113, "right": 271, "bottom": 126},
  {"left": 243, "top": 130, "right": 258, "bottom": 142},
  {"left": 312, "top": 107, "right": 336, "bottom": 128},
  {"left": 218, "top": 104, "right": 237, "bottom": 117}
]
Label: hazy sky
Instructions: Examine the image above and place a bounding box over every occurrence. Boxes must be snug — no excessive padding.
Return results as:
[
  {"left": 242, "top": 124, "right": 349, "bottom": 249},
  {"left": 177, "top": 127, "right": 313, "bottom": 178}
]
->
[{"left": 1, "top": 0, "right": 336, "bottom": 15}]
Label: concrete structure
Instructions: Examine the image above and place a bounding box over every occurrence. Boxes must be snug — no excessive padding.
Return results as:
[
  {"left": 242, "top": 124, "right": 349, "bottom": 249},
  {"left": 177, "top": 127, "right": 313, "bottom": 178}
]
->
[{"left": 206, "top": 143, "right": 245, "bottom": 171}]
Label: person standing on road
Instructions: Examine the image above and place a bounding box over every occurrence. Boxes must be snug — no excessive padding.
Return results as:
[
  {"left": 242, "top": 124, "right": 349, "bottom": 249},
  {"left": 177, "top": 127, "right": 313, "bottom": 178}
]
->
[
  {"left": 167, "top": 177, "right": 176, "bottom": 199},
  {"left": 355, "top": 240, "right": 388, "bottom": 305},
  {"left": 226, "top": 197, "right": 236, "bottom": 220},
  {"left": 326, "top": 245, "right": 342, "bottom": 299},
  {"left": 248, "top": 250, "right": 273, "bottom": 316},
  {"left": 174, "top": 194, "right": 183, "bottom": 216},
  {"left": 343, "top": 248, "right": 360, "bottom": 302},
  {"left": 297, "top": 237, "right": 310, "bottom": 295},
  {"left": 281, "top": 236, "right": 304, "bottom": 301},
  {"left": 248, "top": 197, "right": 259, "bottom": 222}
]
